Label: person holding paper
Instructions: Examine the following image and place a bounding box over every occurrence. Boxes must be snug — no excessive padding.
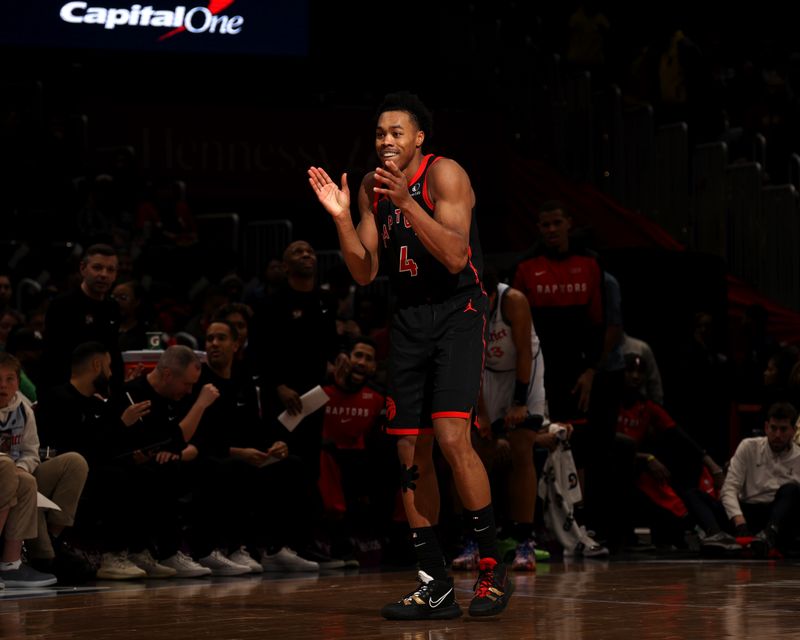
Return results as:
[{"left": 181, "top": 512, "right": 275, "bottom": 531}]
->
[
  {"left": 189, "top": 320, "right": 323, "bottom": 572},
  {"left": 308, "top": 91, "right": 512, "bottom": 619},
  {"left": 252, "top": 240, "right": 341, "bottom": 484},
  {"left": 0, "top": 351, "right": 79, "bottom": 588}
]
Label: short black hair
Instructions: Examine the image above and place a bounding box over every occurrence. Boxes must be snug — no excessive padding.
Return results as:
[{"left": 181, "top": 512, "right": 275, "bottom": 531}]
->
[
  {"left": 538, "top": 200, "right": 568, "bottom": 218},
  {"left": 376, "top": 91, "right": 433, "bottom": 139},
  {"left": 348, "top": 334, "right": 377, "bottom": 354},
  {"left": 767, "top": 402, "right": 798, "bottom": 425},
  {"left": 83, "top": 243, "right": 117, "bottom": 260},
  {"left": 206, "top": 318, "right": 239, "bottom": 344},
  {"left": 70, "top": 341, "right": 109, "bottom": 372}
]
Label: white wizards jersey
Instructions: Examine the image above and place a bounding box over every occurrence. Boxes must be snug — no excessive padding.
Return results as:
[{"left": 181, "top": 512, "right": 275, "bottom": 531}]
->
[{"left": 483, "top": 283, "right": 546, "bottom": 422}]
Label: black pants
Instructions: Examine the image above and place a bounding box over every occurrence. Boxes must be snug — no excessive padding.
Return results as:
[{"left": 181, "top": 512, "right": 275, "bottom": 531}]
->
[
  {"left": 185, "top": 454, "right": 318, "bottom": 556},
  {"left": 81, "top": 460, "right": 184, "bottom": 559},
  {"left": 741, "top": 483, "right": 800, "bottom": 549}
]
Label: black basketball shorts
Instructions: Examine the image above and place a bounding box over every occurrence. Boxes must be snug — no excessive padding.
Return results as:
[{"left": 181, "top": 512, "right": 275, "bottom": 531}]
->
[{"left": 385, "top": 288, "right": 487, "bottom": 435}]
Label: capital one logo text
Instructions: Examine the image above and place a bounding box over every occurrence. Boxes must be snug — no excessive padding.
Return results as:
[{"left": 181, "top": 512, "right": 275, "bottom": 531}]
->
[{"left": 59, "top": 1, "right": 244, "bottom": 39}]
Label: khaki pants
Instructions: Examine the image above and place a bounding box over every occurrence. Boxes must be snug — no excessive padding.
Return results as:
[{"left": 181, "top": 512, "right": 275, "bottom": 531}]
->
[
  {"left": 0, "top": 456, "right": 38, "bottom": 542},
  {"left": 28, "top": 452, "right": 89, "bottom": 559}
]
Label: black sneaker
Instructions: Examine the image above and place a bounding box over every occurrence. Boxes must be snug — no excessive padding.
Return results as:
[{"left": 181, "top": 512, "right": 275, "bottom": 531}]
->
[
  {"left": 381, "top": 570, "right": 462, "bottom": 620},
  {"left": 53, "top": 543, "right": 97, "bottom": 583},
  {"left": 299, "top": 547, "right": 346, "bottom": 570},
  {"left": 468, "top": 557, "right": 513, "bottom": 617},
  {"left": 749, "top": 526, "right": 781, "bottom": 559},
  {"left": 0, "top": 563, "right": 57, "bottom": 588}
]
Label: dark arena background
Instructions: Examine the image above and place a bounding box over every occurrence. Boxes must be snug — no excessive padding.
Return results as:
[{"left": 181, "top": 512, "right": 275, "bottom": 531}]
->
[{"left": 2, "top": 2, "right": 800, "bottom": 638}]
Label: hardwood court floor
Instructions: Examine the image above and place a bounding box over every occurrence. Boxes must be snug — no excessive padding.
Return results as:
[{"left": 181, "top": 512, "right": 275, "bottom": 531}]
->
[{"left": 2, "top": 559, "right": 799, "bottom": 640}]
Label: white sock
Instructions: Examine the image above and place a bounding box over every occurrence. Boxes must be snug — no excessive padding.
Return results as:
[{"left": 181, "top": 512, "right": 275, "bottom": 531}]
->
[{"left": 0, "top": 560, "right": 22, "bottom": 570}]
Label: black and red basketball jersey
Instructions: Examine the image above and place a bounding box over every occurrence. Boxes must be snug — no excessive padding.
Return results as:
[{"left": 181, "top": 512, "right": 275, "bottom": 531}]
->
[{"left": 373, "top": 154, "right": 483, "bottom": 306}]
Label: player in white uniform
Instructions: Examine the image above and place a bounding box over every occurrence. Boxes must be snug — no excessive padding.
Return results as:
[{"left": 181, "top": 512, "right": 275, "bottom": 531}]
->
[
  {"left": 482, "top": 281, "right": 546, "bottom": 425},
  {"left": 455, "top": 268, "right": 548, "bottom": 571}
]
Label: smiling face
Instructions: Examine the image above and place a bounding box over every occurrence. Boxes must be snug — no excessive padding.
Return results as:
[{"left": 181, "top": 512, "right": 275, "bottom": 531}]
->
[
  {"left": 375, "top": 110, "right": 424, "bottom": 172},
  {"left": 347, "top": 342, "right": 377, "bottom": 387}
]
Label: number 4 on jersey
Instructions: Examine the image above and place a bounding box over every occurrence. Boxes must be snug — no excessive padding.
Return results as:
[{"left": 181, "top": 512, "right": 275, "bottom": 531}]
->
[{"left": 399, "top": 245, "right": 418, "bottom": 276}]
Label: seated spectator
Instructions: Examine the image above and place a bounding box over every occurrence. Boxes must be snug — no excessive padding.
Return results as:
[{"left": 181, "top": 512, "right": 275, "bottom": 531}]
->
[
  {"left": 36, "top": 342, "right": 149, "bottom": 580},
  {"left": 0, "top": 352, "right": 86, "bottom": 587},
  {"left": 319, "top": 335, "right": 390, "bottom": 565},
  {"left": 0, "top": 456, "right": 56, "bottom": 588},
  {"left": 214, "top": 302, "right": 257, "bottom": 380},
  {"left": 614, "top": 353, "right": 725, "bottom": 550},
  {"left": 109, "top": 346, "right": 220, "bottom": 578},
  {"left": 190, "top": 320, "right": 321, "bottom": 572},
  {"left": 621, "top": 332, "right": 664, "bottom": 404},
  {"left": 722, "top": 402, "right": 800, "bottom": 557}
]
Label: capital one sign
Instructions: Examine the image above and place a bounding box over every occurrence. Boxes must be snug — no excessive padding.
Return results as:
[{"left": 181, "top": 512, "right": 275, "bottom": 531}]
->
[{"left": 59, "top": 1, "right": 244, "bottom": 39}]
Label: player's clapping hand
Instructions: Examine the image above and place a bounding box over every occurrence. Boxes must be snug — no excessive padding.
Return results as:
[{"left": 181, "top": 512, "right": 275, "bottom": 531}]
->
[{"left": 308, "top": 167, "right": 350, "bottom": 219}]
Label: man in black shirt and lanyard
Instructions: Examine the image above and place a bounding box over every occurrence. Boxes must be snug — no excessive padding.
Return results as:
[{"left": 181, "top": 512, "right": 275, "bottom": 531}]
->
[
  {"left": 41, "top": 244, "right": 123, "bottom": 398},
  {"left": 308, "top": 91, "right": 512, "bottom": 619}
]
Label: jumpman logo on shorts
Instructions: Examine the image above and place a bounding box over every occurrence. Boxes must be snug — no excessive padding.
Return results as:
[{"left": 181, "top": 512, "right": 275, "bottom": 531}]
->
[{"left": 464, "top": 298, "right": 477, "bottom": 313}]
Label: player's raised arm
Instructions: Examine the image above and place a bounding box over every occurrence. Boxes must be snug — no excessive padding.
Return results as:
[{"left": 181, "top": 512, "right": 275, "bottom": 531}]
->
[{"left": 308, "top": 166, "right": 379, "bottom": 285}]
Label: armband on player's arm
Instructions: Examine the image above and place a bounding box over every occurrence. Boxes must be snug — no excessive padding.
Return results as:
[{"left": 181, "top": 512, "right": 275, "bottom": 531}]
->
[{"left": 513, "top": 380, "right": 529, "bottom": 406}]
